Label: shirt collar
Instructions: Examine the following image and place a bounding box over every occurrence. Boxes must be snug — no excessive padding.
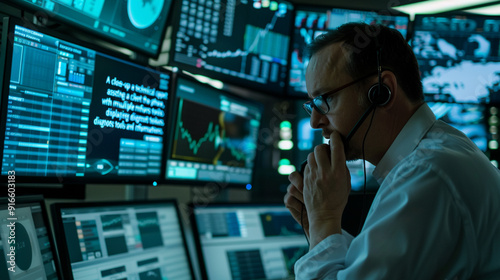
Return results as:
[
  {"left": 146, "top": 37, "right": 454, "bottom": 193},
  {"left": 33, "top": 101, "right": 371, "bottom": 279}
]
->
[{"left": 372, "top": 103, "right": 436, "bottom": 184}]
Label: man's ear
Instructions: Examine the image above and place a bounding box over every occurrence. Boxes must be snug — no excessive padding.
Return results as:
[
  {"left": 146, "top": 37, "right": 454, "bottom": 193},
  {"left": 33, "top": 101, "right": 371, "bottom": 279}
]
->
[{"left": 378, "top": 70, "right": 398, "bottom": 109}]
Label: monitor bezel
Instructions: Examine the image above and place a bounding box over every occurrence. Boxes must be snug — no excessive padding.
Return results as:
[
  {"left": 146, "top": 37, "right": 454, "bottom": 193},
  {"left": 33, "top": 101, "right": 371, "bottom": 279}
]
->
[
  {"left": 286, "top": 4, "right": 410, "bottom": 98},
  {"left": 167, "top": 0, "right": 295, "bottom": 96},
  {"left": 0, "top": 194, "right": 63, "bottom": 279},
  {"left": 3, "top": 0, "right": 173, "bottom": 59},
  {"left": 51, "top": 199, "right": 196, "bottom": 280},
  {"left": 0, "top": 16, "right": 174, "bottom": 186},
  {"left": 163, "top": 72, "right": 264, "bottom": 190}
]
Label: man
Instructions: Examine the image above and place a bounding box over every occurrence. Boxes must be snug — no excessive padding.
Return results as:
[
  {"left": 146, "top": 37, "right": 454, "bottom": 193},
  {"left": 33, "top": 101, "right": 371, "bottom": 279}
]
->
[{"left": 284, "top": 22, "right": 500, "bottom": 279}]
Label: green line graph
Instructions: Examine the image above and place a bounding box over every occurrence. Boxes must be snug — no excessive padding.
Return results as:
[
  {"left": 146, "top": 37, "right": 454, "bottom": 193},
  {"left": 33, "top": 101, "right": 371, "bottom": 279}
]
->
[
  {"left": 228, "top": 144, "right": 247, "bottom": 162},
  {"left": 172, "top": 98, "right": 248, "bottom": 165},
  {"left": 178, "top": 120, "right": 222, "bottom": 155},
  {"left": 101, "top": 214, "right": 123, "bottom": 231}
]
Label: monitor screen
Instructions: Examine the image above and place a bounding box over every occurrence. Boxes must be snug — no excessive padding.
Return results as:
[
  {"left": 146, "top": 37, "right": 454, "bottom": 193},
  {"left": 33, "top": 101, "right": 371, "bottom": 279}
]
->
[
  {"left": 288, "top": 6, "right": 409, "bottom": 97},
  {"left": 7, "top": 0, "right": 173, "bottom": 58},
  {"left": 51, "top": 200, "right": 194, "bottom": 280},
  {"left": 428, "top": 102, "right": 488, "bottom": 152},
  {"left": 169, "top": 0, "right": 294, "bottom": 95},
  {"left": 165, "top": 76, "right": 262, "bottom": 187},
  {"left": 190, "top": 203, "right": 308, "bottom": 280},
  {"left": 411, "top": 14, "right": 500, "bottom": 104},
  {"left": 0, "top": 18, "right": 172, "bottom": 185},
  {"left": 0, "top": 195, "right": 60, "bottom": 279}
]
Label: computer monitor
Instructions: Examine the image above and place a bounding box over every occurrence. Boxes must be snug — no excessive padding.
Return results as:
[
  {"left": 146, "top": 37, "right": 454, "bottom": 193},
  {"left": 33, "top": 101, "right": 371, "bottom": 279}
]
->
[
  {"left": 165, "top": 75, "right": 263, "bottom": 188},
  {"left": 51, "top": 199, "right": 195, "bottom": 280},
  {"left": 411, "top": 14, "right": 500, "bottom": 104},
  {"left": 288, "top": 6, "right": 409, "bottom": 97},
  {"left": 0, "top": 195, "right": 61, "bottom": 279},
  {"left": 428, "top": 102, "right": 489, "bottom": 152},
  {"left": 189, "top": 203, "right": 308, "bottom": 280},
  {"left": 169, "top": 0, "right": 294, "bottom": 95},
  {"left": 6, "top": 0, "right": 173, "bottom": 58},
  {"left": 0, "top": 17, "right": 172, "bottom": 185}
]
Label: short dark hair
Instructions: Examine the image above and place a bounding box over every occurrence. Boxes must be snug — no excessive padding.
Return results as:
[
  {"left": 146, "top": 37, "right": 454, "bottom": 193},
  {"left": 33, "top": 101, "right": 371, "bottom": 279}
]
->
[{"left": 306, "top": 23, "right": 423, "bottom": 103}]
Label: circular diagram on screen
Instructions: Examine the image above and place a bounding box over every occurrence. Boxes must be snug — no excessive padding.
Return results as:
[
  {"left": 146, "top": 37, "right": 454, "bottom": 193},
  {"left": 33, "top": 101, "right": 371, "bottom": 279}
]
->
[
  {"left": 128, "top": 0, "right": 164, "bottom": 29},
  {"left": 16, "top": 223, "right": 33, "bottom": 271}
]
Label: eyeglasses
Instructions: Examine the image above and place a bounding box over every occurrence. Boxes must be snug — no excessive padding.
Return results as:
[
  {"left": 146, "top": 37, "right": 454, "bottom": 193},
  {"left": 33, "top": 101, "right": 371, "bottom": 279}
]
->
[{"left": 303, "top": 72, "right": 376, "bottom": 116}]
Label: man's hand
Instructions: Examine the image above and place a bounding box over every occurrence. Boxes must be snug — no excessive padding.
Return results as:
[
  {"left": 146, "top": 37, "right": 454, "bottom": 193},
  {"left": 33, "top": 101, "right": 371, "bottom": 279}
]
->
[
  {"left": 284, "top": 171, "right": 310, "bottom": 239},
  {"left": 303, "top": 131, "right": 351, "bottom": 248}
]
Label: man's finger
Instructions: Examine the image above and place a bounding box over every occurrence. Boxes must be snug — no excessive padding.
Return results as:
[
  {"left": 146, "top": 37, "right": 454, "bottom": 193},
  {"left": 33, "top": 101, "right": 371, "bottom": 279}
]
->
[
  {"left": 288, "top": 171, "right": 304, "bottom": 193},
  {"left": 330, "top": 130, "right": 347, "bottom": 171}
]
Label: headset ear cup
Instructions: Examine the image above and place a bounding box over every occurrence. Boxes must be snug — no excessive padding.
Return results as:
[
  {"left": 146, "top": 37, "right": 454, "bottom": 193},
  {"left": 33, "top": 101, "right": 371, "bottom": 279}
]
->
[{"left": 368, "top": 84, "right": 391, "bottom": 106}]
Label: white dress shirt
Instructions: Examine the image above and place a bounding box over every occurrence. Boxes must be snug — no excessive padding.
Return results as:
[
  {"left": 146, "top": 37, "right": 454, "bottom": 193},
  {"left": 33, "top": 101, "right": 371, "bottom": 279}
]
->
[{"left": 295, "top": 103, "right": 500, "bottom": 279}]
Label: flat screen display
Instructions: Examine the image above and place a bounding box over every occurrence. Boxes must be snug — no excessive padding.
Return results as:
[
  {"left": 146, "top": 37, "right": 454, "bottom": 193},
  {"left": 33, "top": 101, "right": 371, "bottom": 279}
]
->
[
  {"left": 170, "top": 0, "right": 294, "bottom": 95},
  {"left": 165, "top": 76, "right": 262, "bottom": 187},
  {"left": 190, "top": 203, "right": 308, "bottom": 280},
  {"left": 428, "top": 102, "right": 488, "bottom": 152},
  {"left": 0, "top": 195, "right": 61, "bottom": 279},
  {"left": 8, "top": 0, "right": 173, "bottom": 58},
  {"left": 51, "top": 200, "right": 194, "bottom": 280},
  {"left": 0, "top": 18, "right": 172, "bottom": 184},
  {"left": 411, "top": 14, "right": 500, "bottom": 104},
  {"left": 288, "top": 6, "right": 409, "bottom": 97}
]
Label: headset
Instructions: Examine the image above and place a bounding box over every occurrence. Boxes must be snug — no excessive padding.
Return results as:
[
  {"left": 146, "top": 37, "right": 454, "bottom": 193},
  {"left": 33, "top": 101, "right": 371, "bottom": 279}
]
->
[
  {"left": 299, "top": 30, "right": 390, "bottom": 172},
  {"left": 299, "top": 28, "right": 390, "bottom": 242},
  {"left": 344, "top": 34, "right": 391, "bottom": 144}
]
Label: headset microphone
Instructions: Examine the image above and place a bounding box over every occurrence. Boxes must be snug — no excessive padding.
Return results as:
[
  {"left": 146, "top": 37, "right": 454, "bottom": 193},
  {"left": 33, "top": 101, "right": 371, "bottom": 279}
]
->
[
  {"left": 297, "top": 101, "right": 376, "bottom": 245},
  {"left": 300, "top": 79, "right": 391, "bottom": 176},
  {"left": 343, "top": 103, "right": 376, "bottom": 145},
  {"left": 297, "top": 27, "right": 390, "bottom": 238},
  {"left": 298, "top": 72, "right": 390, "bottom": 177}
]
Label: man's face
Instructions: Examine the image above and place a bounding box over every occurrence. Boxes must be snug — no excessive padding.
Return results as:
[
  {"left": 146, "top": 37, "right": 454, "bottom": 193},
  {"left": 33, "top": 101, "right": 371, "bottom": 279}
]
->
[{"left": 305, "top": 43, "right": 370, "bottom": 161}]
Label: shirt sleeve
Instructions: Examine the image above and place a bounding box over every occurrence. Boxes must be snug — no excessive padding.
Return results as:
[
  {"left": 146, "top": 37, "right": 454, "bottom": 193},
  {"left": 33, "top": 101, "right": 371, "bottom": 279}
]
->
[
  {"left": 295, "top": 230, "right": 354, "bottom": 278},
  {"left": 294, "top": 162, "right": 474, "bottom": 280}
]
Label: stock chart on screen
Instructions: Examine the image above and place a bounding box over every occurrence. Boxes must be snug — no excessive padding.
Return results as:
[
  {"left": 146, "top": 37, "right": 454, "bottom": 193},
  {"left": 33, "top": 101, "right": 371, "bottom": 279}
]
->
[
  {"left": 165, "top": 76, "right": 262, "bottom": 186},
  {"left": 170, "top": 0, "right": 294, "bottom": 95}
]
